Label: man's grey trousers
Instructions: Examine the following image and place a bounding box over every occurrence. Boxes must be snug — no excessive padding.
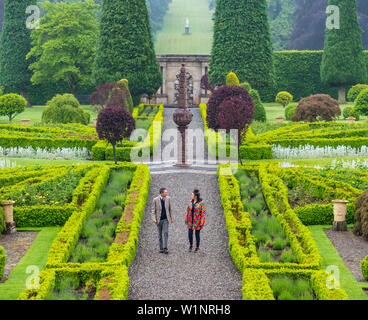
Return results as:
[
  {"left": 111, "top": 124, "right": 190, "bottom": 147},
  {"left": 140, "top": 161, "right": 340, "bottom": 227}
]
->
[{"left": 157, "top": 218, "right": 169, "bottom": 249}]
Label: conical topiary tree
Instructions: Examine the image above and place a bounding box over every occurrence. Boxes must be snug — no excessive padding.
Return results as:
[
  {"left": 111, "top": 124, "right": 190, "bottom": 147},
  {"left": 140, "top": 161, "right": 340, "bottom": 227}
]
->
[
  {"left": 93, "top": 0, "right": 162, "bottom": 106},
  {"left": 209, "top": 0, "right": 275, "bottom": 88},
  {"left": 321, "top": 0, "right": 367, "bottom": 104},
  {"left": 0, "top": 0, "right": 36, "bottom": 106}
]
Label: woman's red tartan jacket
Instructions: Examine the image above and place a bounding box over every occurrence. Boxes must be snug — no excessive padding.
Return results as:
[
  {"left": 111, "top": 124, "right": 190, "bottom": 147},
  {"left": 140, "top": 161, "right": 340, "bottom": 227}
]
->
[{"left": 185, "top": 200, "right": 206, "bottom": 230}]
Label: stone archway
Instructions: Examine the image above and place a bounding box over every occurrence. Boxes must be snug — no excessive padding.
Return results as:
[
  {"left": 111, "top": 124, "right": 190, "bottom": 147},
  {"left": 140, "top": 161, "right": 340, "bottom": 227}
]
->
[
  {"left": 140, "top": 54, "right": 210, "bottom": 106},
  {"left": 173, "top": 70, "right": 193, "bottom": 106}
]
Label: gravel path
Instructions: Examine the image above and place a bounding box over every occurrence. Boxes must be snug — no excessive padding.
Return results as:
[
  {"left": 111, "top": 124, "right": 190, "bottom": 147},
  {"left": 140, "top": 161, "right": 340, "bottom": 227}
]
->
[
  {"left": 325, "top": 228, "right": 368, "bottom": 282},
  {"left": 128, "top": 107, "right": 242, "bottom": 300},
  {"left": 0, "top": 231, "right": 39, "bottom": 282}
]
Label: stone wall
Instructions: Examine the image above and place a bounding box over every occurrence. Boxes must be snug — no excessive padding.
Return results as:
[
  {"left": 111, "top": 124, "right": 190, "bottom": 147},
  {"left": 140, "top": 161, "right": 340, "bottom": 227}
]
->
[{"left": 141, "top": 54, "right": 211, "bottom": 106}]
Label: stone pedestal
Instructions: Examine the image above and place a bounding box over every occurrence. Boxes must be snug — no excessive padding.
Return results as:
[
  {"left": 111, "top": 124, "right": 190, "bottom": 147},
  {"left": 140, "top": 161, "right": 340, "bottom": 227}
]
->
[
  {"left": 276, "top": 116, "right": 284, "bottom": 123},
  {"left": 2, "top": 201, "right": 16, "bottom": 234},
  {"left": 347, "top": 117, "right": 356, "bottom": 124},
  {"left": 21, "top": 119, "right": 30, "bottom": 125},
  {"left": 332, "top": 200, "right": 348, "bottom": 231}
]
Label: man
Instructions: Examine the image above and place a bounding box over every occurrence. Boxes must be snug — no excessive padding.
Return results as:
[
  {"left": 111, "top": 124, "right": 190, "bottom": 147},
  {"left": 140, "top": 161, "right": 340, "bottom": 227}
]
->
[{"left": 151, "top": 187, "right": 174, "bottom": 254}]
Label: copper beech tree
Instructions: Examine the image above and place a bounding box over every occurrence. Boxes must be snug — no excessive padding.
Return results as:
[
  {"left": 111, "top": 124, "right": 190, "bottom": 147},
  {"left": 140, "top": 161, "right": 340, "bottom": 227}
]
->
[{"left": 96, "top": 106, "right": 135, "bottom": 164}]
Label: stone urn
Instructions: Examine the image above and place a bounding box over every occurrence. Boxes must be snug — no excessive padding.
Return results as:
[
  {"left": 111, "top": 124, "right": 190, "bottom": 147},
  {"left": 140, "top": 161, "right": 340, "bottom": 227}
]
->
[
  {"left": 332, "top": 199, "right": 348, "bottom": 231},
  {"left": 347, "top": 117, "right": 356, "bottom": 124},
  {"left": 1, "top": 200, "right": 16, "bottom": 234},
  {"left": 21, "top": 119, "right": 30, "bottom": 125},
  {"left": 276, "top": 116, "right": 284, "bottom": 123}
]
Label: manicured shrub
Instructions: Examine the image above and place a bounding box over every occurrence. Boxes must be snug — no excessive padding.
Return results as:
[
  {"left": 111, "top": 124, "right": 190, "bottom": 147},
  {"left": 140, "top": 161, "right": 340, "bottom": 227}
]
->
[
  {"left": 226, "top": 72, "right": 240, "bottom": 86},
  {"left": 292, "top": 94, "right": 341, "bottom": 122},
  {"left": 207, "top": 85, "right": 253, "bottom": 130},
  {"left": 354, "top": 88, "right": 368, "bottom": 116},
  {"left": 42, "top": 94, "right": 90, "bottom": 125},
  {"left": 342, "top": 106, "right": 360, "bottom": 121},
  {"left": 353, "top": 190, "right": 368, "bottom": 240},
  {"left": 285, "top": 104, "right": 297, "bottom": 121},
  {"left": 249, "top": 89, "right": 266, "bottom": 122},
  {"left": 276, "top": 91, "right": 293, "bottom": 108},
  {"left": 0, "top": 94, "right": 27, "bottom": 122},
  {"left": 347, "top": 84, "right": 368, "bottom": 102},
  {"left": 96, "top": 106, "right": 135, "bottom": 164},
  {"left": 239, "top": 82, "right": 252, "bottom": 91},
  {"left": 0, "top": 245, "right": 5, "bottom": 280},
  {"left": 0, "top": 207, "right": 5, "bottom": 234},
  {"left": 200, "top": 73, "right": 215, "bottom": 93}
]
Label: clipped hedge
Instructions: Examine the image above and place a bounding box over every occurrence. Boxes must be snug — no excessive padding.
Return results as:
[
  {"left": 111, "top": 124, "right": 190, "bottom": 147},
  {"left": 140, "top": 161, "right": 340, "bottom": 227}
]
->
[
  {"left": 362, "top": 255, "right": 368, "bottom": 281},
  {"left": 0, "top": 246, "right": 5, "bottom": 280}
]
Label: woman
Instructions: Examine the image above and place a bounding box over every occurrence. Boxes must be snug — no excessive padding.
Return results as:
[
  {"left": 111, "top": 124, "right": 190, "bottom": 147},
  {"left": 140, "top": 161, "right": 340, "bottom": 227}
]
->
[{"left": 185, "top": 189, "right": 206, "bottom": 253}]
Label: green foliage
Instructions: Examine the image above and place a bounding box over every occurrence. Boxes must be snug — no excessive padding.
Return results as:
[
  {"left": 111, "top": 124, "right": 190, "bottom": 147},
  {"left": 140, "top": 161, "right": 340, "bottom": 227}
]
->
[
  {"left": 93, "top": 0, "right": 162, "bottom": 102},
  {"left": 0, "top": 207, "right": 5, "bottom": 234},
  {"left": 209, "top": 0, "right": 275, "bottom": 88},
  {"left": 276, "top": 91, "right": 293, "bottom": 107},
  {"left": 249, "top": 89, "right": 267, "bottom": 122},
  {"left": 321, "top": 0, "right": 367, "bottom": 88},
  {"left": 0, "top": 0, "right": 35, "bottom": 95},
  {"left": 27, "top": 0, "right": 98, "bottom": 95},
  {"left": 354, "top": 88, "right": 368, "bottom": 115},
  {"left": 239, "top": 82, "right": 252, "bottom": 91},
  {"left": 347, "top": 84, "right": 368, "bottom": 102},
  {"left": 0, "top": 245, "right": 6, "bottom": 280},
  {"left": 42, "top": 94, "right": 90, "bottom": 125},
  {"left": 271, "top": 277, "right": 313, "bottom": 300},
  {"left": 0, "top": 93, "right": 27, "bottom": 122},
  {"left": 342, "top": 106, "right": 360, "bottom": 120},
  {"left": 353, "top": 190, "right": 368, "bottom": 240},
  {"left": 362, "top": 255, "right": 368, "bottom": 281},
  {"left": 226, "top": 72, "right": 240, "bottom": 86},
  {"left": 285, "top": 104, "right": 296, "bottom": 120}
]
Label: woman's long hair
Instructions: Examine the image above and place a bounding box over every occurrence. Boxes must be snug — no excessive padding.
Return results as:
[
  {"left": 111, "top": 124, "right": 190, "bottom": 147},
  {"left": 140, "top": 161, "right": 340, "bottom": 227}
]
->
[{"left": 193, "top": 189, "right": 202, "bottom": 202}]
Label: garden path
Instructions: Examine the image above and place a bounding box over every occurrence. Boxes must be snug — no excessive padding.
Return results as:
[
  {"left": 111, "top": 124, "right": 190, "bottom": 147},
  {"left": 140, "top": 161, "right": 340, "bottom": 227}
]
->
[{"left": 128, "top": 108, "right": 242, "bottom": 299}]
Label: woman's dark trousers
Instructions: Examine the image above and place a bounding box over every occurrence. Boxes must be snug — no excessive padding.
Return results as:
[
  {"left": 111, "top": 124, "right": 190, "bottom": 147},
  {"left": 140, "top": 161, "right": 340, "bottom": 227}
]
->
[{"left": 188, "top": 228, "right": 200, "bottom": 248}]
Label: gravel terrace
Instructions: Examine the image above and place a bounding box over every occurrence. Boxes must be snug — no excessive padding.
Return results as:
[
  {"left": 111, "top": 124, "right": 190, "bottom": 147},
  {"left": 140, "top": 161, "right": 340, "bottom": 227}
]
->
[
  {"left": 0, "top": 231, "right": 39, "bottom": 282},
  {"left": 128, "top": 107, "right": 242, "bottom": 300},
  {"left": 325, "top": 228, "right": 368, "bottom": 283}
]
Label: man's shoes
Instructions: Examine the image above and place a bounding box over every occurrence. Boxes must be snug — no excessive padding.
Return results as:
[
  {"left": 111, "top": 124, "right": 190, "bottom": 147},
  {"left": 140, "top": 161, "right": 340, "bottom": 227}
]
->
[
  {"left": 188, "top": 245, "right": 193, "bottom": 252},
  {"left": 163, "top": 248, "right": 168, "bottom": 254},
  {"left": 159, "top": 248, "right": 164, "bottom": 253},
  {"left": 194, "top": 247, "right": 200, "bottom": 253}
]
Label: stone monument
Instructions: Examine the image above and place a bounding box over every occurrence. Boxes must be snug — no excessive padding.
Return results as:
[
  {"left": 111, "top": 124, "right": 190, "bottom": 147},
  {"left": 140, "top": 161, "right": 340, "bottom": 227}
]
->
[{"left": 173, "top": 63, "right": 193, "bottom": 167}]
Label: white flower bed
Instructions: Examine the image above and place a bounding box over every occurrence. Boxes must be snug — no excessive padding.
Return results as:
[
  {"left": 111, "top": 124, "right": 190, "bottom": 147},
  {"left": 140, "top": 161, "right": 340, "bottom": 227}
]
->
[
  {"left": 272, "top": 144, "right": 368, "bottom": 159},
  {"left": 0, "top": 146, "right": 91, "bottom": 160},
  {"left": 328, "top": 158, "right": 368, "bottom": 170}
]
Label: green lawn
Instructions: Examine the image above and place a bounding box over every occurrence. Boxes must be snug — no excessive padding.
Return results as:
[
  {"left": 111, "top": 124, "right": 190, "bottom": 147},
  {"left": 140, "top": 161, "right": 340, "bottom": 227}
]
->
[
  {"left": 0, "top": 157, "right": 95, "bottom": 168},
  {"left": 308, "top": 225, "right": 368, "bottom": 300},
  {"left": 0, "top": 105, "right": 98, "bottom": 126},
  {"left": 154, "top": 0, "right": 214, "bottom": 54},
  {"left": 0, "top": 227, "right": 61, "bottom": 300}
]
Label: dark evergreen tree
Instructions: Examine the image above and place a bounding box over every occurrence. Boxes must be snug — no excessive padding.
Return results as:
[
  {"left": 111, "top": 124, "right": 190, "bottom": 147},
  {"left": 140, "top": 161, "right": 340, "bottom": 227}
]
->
[
  {"left": 209, "top": 0, "right": 275, "bottom": 89},
  {"left": 93, "top": 0, "right": 162, "bottom": 105},
  {"left": 288, "top": 0, "right": 368, "bottom": 50},
  {"left": 0, "top": 0, "right": 36, "bottom": 105},
  {"left": 321, "top": 0, "right": 367, "bottom": 104}
]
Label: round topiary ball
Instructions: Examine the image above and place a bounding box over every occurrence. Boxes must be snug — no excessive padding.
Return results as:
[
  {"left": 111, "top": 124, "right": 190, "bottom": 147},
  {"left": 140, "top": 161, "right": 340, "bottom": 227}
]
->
[
  {"left": 285, "top": 104, "right": 297, "bottom": 121},
  {"left": 0, "top": 93, "right": 27, "bottom": 122},
  {"left": 276, "top": 91, "right": 293, "bottom": 108}
]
